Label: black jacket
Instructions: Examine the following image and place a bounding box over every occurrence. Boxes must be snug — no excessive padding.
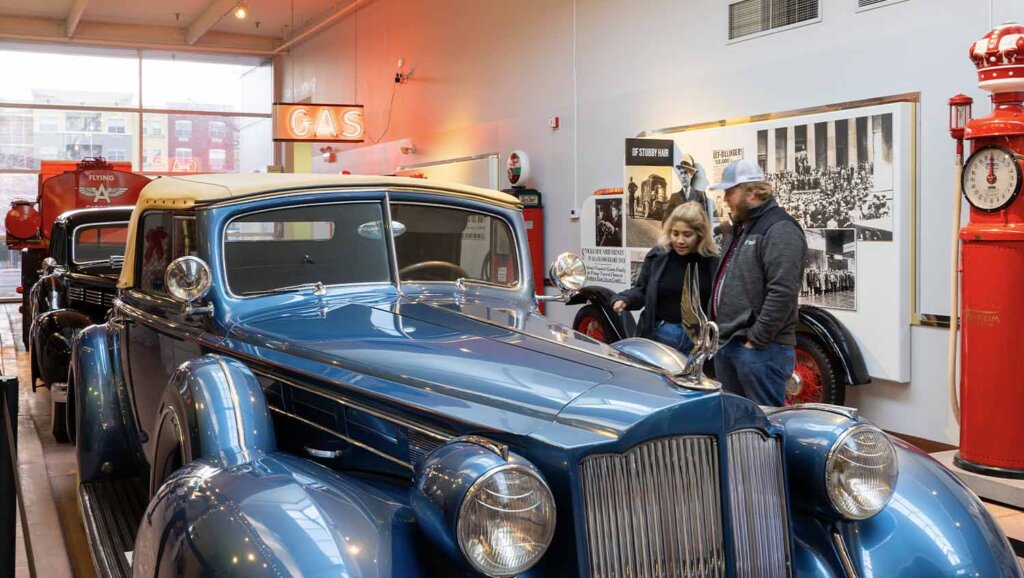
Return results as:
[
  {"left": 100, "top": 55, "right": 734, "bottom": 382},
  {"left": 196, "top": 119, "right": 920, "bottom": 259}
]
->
[{"left": 613, "top": 246, "right": 719, "bottom": 339}]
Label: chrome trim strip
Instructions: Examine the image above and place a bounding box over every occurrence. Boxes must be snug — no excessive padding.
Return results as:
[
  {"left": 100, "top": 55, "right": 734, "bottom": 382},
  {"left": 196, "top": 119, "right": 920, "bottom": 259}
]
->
[
  {"left": 764, "top": 403, "right": 859, "bottom": 421},
  {"left": 451, "top": 435, "right": 509, "bottom": 461},
  {"left": 252, "top": 368, "right": 453, "bottom": 443},
  {"left": 267, "top": 406, "right": 414, "bottom": 471},
  {"left": 383, "top": 192, "right": 403, "bottom": 293},
  {"left": 831, "top": 530, "right": 859, "bottom": 578}
]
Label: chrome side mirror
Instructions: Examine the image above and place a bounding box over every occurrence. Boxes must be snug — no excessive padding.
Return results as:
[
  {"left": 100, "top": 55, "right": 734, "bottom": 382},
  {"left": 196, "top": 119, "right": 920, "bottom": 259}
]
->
[
  {"left": 537, "top": 252, "right": 587, "bottom": 302},
  {"left": 165, "top": 256, "right": 214, "bottom": 317},
  {"left": 40, "top": 257, "right": 59, "bottom": 275}
]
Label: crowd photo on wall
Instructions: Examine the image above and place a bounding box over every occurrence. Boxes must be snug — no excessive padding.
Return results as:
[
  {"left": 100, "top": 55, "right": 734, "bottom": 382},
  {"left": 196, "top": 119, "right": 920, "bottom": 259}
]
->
[{"left": 758, "top": 113, "right": 895, "bottom": 242}]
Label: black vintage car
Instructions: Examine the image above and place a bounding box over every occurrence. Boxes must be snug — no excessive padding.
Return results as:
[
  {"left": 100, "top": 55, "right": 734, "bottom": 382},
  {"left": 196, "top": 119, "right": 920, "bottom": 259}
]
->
[{"left": 29, "top": 207, "right": 132, "bottom": 442}]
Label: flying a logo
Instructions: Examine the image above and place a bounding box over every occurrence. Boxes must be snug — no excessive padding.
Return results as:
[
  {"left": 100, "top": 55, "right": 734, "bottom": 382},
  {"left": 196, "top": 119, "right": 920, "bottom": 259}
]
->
[{"left": 80, "top": 183, "right": 128, "bottom": 203}]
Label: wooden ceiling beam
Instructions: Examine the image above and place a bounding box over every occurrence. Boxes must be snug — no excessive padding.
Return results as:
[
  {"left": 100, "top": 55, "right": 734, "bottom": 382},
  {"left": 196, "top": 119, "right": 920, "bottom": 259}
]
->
[
  {"left": 0, "top": 15, "right": 279, "bottom": 55},
  {"left": 185, "top": 0, "right": 241, "bottom": 46},
  {"left": 66, "top": 0, "right": 88, "bottom": 38}
]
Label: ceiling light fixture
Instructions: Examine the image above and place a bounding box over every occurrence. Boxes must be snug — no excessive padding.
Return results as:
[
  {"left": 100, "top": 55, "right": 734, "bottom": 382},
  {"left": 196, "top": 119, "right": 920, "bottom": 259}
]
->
[{"left": 234, "top": 1, "right": 249, "bottom": 19}]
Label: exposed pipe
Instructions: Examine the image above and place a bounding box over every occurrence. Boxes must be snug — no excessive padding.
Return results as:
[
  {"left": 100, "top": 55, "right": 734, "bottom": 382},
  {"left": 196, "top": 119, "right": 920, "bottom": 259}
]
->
[
  {"left": 572, "top": 0, "right": 579, "bottom": 216},
  {"left": 274, "top": 0, "right": 372, "bottom": 54},
  {"left": 948, "top": 148, "right": 964, "bottom": 424}
]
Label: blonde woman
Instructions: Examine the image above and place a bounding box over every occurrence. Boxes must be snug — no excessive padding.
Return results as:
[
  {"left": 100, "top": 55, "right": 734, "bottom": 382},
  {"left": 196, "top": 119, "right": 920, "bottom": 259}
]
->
[{"left": 611, "top": 202, "right": 720, "bottom": 354}]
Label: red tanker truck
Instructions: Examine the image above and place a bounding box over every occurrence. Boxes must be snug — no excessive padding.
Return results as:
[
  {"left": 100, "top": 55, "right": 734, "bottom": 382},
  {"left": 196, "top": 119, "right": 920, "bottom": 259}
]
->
[{"left": 5, "top": 157, "right": 150, "bottom": 344}]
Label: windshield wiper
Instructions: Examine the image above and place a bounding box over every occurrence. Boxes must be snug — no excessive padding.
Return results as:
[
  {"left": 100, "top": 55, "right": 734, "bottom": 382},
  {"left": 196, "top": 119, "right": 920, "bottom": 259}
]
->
[{"left": 241, "top": 281, "right": 326, "bottom": 297}]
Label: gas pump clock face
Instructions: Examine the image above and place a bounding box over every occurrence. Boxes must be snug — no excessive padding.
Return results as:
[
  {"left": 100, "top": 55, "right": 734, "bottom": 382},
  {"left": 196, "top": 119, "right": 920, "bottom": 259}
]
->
[{"left": 963, "top": 145, "right": 1023, "bottom": 212}]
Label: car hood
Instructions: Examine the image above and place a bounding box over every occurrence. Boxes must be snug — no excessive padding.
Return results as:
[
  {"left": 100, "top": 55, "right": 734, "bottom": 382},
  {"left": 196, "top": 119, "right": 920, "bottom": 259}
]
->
[{"left": 223, "top": 294, "right": 699, "bottom": 438}]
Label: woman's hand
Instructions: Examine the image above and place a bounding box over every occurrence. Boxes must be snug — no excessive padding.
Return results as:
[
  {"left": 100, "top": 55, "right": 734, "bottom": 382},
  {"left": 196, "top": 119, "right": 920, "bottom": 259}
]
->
[{"left": 612, "top": 300, "right": 628, "bottom": 313}]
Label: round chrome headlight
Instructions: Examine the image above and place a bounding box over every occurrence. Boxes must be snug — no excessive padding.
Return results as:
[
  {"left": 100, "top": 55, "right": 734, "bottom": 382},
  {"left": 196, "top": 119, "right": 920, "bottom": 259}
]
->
[
  {"left": 165, "top": 256, "right": 212, "bottom": 303},
  {"left": 457, "top": 464, "right": 556, "bottom": 577},
  {"left": 548, "top": 252, "right": 587, "bottom": 293},
  {"left": 825, "top": 425, "right": 898, "bottom": 519}
]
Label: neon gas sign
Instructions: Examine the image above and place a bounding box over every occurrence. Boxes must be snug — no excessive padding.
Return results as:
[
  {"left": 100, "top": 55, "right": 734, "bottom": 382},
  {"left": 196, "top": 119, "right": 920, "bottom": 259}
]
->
[{"left": 273, "top": 103, "right": 365, "bottom": 143}]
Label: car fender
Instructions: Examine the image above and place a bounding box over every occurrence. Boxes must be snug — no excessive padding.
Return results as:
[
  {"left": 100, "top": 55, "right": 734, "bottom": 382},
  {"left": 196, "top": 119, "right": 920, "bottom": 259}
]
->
[
  {"left": 30, "top": 308, "right": 92, "bottom": 387},
  {"left": 73, "top": 323, "right": 145, "bottom": 483},
  {"left": 566, "top": 285, "right": 636, "bottom": 341},
  {"left": 29, "top": 274, "right": 60, "bottom": 314},
  {"left": 833, "top": 440, "right": 1022, "bottom": 577},
  {"left": 133, "top": 452, "right": 425, "bottom": 578},
  {"left": 151, "top": 355, "right": 276, "bottom": 485},
  {"left": 797, "top": 305, "right": 871, "bottom": 386}
]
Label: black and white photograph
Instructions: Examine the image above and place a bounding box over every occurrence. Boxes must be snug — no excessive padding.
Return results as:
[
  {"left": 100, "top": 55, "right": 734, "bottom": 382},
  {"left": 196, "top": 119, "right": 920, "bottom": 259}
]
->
[
  {"left": 762, "top": 113, "right": 894, "bottom": 241},
  {"left": 630, "top": 259, "right": 643, "bottom": 285},
  {"left": 625, "top": 167, "right": 673, "bottom": 248},
  {"left": 801, "top": 228, "right": 857, "bottom": 311},
  {"left": 595, "top": 197, "right": 623, "bottom": 247}
]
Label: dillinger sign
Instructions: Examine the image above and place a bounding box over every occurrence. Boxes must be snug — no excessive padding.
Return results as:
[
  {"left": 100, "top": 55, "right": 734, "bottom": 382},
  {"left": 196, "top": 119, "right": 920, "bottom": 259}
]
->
[{"left": 273, "top": 103, "right": 365, "bottom": 143}]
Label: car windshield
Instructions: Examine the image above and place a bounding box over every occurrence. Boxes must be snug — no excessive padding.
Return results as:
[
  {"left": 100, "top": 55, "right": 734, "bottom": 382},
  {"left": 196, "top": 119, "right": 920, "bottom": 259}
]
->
[
  {"left": 391, "top": 203, "right": 519, "bottom": 287},
  {"left": 72, "top": 223, "right": 128, "bottom": 274},
  {"left": 224, "top": 202, "right": 392, "bottom": 295}
]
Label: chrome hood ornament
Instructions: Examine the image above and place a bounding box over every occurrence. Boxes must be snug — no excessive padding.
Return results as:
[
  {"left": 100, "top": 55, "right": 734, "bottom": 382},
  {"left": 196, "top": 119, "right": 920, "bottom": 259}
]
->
[
  {"left": 611, "top": 263, "right": 720, "bottom": 391},
  {"left": 679, "top": 263, "right": 720, "bottom": 387}
]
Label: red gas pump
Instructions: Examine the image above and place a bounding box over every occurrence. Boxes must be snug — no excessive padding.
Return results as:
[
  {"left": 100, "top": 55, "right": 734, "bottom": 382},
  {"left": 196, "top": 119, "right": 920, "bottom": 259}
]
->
[
  {"left": 952, "top": 23, "right": 1024, "bottom": 478},
  {"left": 504, "top": 186, "right": 545, "bottom": 311}
]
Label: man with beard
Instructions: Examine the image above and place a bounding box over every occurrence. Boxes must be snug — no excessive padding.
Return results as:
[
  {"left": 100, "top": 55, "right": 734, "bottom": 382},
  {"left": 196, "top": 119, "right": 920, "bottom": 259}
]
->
[{"left": 709, "top": 160, "right": 806, "bottom": 406}]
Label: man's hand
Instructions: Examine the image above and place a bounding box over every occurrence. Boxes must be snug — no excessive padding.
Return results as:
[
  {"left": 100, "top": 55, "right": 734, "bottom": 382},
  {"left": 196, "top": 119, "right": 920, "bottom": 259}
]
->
[
  {"left": 743, "top": 340, "right": 756, "bottom": 349},
  {"left": 612, "top": 300, "right": 628, "bottom": 313}
]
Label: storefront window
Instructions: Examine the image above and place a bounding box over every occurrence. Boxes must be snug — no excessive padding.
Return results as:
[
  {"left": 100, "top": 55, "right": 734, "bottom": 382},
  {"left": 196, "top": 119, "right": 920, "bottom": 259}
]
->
[
  {"left": 142, "top": 51, "right": 272, "bottom": 114},
  {"left": 0, "top": 43, "right": 272, "bottom": 299}
]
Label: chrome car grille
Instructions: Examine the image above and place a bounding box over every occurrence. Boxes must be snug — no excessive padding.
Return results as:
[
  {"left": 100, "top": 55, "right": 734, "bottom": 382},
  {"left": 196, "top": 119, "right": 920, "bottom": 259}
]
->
[
  {"left": 580, "top": 432, "right": 790, "bottom": 578},
  {"left": 727, "top": 430, "right": 791, "bottom": 578},
  {"left": 581, "top": 436, "right": 725, "bottom": 578},
  {"left": 68, "top": 286, "right": 114, "bottom": 307}
]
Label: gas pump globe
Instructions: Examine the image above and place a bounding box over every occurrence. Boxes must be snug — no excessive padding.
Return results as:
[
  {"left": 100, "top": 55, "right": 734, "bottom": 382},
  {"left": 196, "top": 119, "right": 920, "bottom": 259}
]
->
[
  {"left": 953, "top": 23, "right": 1024, "bottom": 478},
  {"left": 948, "top": 94, "right": 972, "bottom": 142}
]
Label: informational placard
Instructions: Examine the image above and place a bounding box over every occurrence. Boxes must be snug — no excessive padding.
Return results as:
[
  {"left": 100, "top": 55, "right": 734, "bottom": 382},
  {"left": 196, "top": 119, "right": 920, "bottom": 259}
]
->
[{"left": 579, "top": 102, "right": 912, "bottom": 382}]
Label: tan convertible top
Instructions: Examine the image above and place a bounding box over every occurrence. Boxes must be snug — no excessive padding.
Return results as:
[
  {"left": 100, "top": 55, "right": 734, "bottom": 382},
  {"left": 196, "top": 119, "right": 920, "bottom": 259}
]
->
[{"left": 118, "top": 173, "right": 520, "bottom": 288}]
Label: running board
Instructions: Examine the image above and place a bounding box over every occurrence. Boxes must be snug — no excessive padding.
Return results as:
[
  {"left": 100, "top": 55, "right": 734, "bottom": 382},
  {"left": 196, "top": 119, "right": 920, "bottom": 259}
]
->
[{"left": 79, "top": 479, "right": 148, "bottom": 578}]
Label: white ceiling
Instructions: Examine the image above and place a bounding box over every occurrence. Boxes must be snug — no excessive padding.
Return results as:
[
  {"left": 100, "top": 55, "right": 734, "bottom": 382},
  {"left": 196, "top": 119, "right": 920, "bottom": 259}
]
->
[{"left": 0, "top": 0, "right": 346, "bottom": 52}]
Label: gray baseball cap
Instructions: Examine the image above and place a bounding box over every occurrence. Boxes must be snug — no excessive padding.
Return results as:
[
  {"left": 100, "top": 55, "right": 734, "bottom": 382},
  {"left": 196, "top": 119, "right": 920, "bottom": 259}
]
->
[{"left": 709, "top": 159, "right": 765, "bottom": 190}]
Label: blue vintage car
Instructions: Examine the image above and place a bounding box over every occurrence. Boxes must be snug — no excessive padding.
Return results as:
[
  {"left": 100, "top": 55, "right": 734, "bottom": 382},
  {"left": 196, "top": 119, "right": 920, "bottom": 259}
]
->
[{"left": 70, "top": 173, "right": 1020, "bottom": 577}]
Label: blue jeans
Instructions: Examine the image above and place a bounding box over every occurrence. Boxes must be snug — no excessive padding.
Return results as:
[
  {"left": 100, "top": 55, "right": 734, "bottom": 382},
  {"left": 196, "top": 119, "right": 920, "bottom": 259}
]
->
[
  {"left": 714, "top": 339, "right": 795, "bottom": 407},
  {"left": 651, "top": 321, "right": 695, "bottom": 355}
]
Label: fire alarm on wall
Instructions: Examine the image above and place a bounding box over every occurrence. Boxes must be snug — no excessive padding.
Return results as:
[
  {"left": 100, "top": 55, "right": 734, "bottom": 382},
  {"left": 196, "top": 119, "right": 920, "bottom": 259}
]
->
[{"left": 548, "top": 116, "right": 560, "bottom": 129}]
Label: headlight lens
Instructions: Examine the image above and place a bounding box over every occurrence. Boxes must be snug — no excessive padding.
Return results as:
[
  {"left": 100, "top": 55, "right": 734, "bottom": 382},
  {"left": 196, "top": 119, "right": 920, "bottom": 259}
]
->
[
  {"left": 826, "top": 425, "right": 898, "bottom": 519},
  {"left": 457, "top": 465, "right": 556, "bottom": 576}
]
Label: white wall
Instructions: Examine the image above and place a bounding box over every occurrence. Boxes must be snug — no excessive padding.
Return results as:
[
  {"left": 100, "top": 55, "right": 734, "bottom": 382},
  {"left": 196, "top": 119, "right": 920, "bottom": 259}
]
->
[{"left": 280, "top": 0, "right": 1016, "bottom": 444}]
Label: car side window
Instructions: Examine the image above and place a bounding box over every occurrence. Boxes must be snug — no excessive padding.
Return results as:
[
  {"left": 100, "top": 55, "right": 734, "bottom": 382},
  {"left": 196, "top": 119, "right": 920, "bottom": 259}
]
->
[
  {"left": 50, "top": 225, "right": 68, "bottom": 266},
  {"left": 137, "top": 212, "right": 197, "bottom": 295},
  {"left": 224, "top": 202, "right": 391, "bottom": 295}
]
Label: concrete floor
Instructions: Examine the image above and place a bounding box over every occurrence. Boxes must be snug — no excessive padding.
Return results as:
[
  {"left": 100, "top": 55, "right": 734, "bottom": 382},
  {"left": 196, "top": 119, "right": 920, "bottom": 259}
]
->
[{"left": 3, "top": 302, "right": 1023, "bottom": 575}]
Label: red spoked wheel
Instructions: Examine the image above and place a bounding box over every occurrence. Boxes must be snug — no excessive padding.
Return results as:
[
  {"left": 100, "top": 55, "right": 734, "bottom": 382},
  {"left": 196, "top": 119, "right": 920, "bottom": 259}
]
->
[
  {"left": 786, "top": 334, "right": 843, "bottom": 406},
  {"left": 572, "top": 304, "right": 616, "bottom": 344}
]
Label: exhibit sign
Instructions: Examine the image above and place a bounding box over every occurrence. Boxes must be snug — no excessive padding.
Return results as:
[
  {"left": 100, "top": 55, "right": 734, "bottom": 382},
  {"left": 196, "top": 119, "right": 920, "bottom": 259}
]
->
[
  {"left": 578, "top": 101, "right": 913, "bottom": 382},
  {"left": 273, "top": 103, "right": 365, "bottom": 143}
]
